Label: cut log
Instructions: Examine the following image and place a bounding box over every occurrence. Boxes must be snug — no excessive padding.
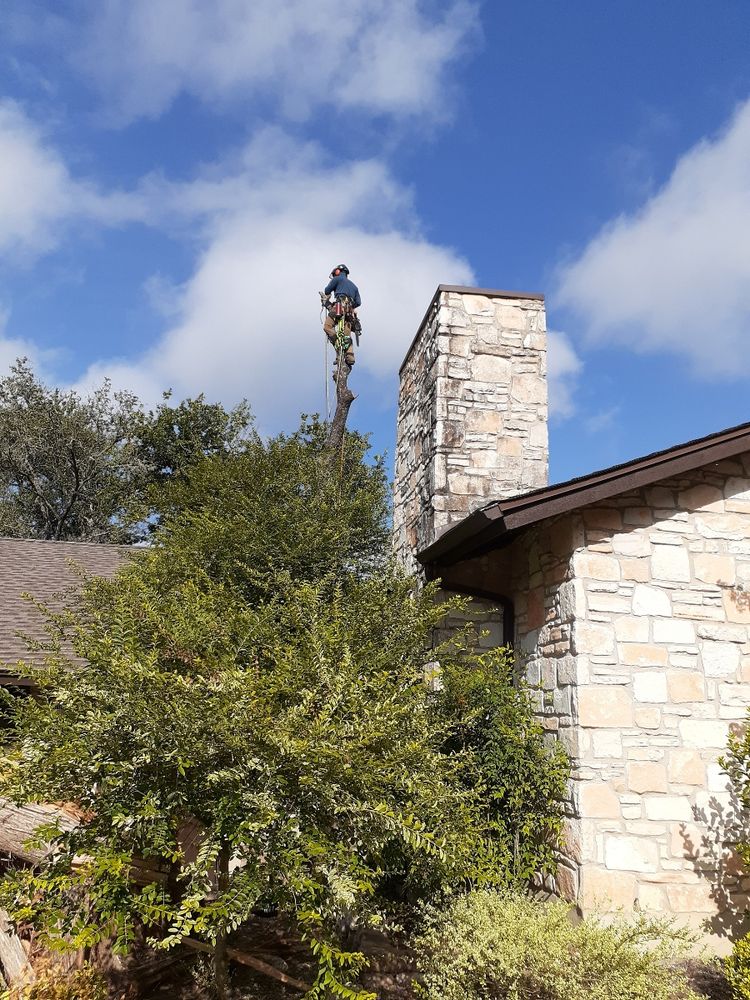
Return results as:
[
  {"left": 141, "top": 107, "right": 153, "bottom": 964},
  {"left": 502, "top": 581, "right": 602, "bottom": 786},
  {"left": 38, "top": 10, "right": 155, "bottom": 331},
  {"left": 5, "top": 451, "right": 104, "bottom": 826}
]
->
[
  {"left": 0, "top": 801, "right": 79, "bottom": 864},
  {"left": 0, "top": 909, "right": 34, "bottom": 987},
  {"left": 0, "top": 798, "right": 169, "bottom": 884}
]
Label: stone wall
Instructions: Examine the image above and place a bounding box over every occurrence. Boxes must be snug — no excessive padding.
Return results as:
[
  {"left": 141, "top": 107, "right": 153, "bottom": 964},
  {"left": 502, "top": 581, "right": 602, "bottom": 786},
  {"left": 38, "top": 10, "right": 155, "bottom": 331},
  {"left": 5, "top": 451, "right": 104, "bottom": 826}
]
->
[
  {"left": 560, "top": 459, "right": 750, "bottom": 943},
  {"left": 393, "top": 287, "right": 548, "bottom": 574}
]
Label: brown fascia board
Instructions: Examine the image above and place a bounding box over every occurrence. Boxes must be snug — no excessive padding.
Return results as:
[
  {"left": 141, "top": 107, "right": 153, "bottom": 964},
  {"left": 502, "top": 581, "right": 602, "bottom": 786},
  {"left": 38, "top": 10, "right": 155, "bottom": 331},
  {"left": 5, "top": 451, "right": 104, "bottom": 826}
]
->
[
  {"left": 420, "top": 419, "right": 750, "bottom": 567},
  {"left": 399, "top": 284, "right": 546, "bottom": 375}
]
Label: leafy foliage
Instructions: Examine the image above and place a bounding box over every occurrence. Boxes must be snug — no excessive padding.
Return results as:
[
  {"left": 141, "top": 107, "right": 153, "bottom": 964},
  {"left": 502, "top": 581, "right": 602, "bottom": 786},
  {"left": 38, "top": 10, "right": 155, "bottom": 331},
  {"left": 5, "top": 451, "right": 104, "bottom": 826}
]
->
[
  {"left": 0, "top": 359, "right": 146, "bottom": 541},
  {"left": 0, "top": 964, "right": 109, "bottom": 1000},
  {"left": 0, "top": 360, "right": 251, "bottom": 542},
  {"left": 0, "top": 570, "right": 490, "bottom": 998},
  {"left": 0, "top": 418, "right": 567, "bottom": 997},
  {"left": 725, "top": 933, "right": 750, "bottom": 999},
  {"left": 412, "top": 890, "right": 702, "bottom": 1000},
  {"left": 435, "top": 649, "right": 569, "bottom": 884},
  {"left": 145, "top": 415, "right": 391, "bottom": 601}
]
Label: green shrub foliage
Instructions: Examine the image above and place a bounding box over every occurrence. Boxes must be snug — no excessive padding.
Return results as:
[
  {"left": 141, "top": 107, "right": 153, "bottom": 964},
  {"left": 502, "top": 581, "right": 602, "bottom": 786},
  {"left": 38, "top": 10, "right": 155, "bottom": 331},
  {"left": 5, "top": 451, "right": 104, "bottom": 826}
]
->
[
  {"left": 726, "top": 933, "right": 750, "bottom": 999},
  {"left": 413, "top": 890, "right": 702, "bottom": 1000},
  {"left": 436, "top": 649, "right": 569, "bottom": 884},
  {"left": 0, "top": 965, "right": 109, "bottom": 1000},
  {"left": 0, "top": 419, "right": 568, "bottom": 998}
]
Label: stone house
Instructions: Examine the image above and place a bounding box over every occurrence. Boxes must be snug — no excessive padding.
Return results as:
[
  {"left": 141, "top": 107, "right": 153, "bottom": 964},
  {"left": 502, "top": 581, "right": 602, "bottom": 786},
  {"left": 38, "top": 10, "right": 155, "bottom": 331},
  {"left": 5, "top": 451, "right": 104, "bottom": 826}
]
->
[{"left": 394, "top": 284, "right": 750, "bottom": 944}]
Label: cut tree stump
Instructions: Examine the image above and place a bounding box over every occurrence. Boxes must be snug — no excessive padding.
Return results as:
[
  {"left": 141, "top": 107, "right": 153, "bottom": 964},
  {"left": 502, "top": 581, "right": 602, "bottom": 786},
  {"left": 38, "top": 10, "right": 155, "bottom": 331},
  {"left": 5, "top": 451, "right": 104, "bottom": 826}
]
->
[{"left": 325, "top": 359, "right": 355, "bottom": 451}]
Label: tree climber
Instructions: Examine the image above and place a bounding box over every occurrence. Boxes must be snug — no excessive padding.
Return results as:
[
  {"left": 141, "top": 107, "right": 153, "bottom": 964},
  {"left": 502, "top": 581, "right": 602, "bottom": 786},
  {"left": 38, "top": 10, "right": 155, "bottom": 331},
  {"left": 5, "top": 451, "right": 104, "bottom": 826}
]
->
[{"left": 320, "top": 264, "right": 362, "bottom": 368}]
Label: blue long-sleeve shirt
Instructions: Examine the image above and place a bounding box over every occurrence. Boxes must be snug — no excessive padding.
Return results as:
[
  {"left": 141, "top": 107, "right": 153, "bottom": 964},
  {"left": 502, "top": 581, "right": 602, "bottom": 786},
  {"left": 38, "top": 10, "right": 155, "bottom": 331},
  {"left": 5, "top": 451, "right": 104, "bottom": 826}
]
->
[{"left": 325, "top": 274, "right": 361, "bottom": 308}]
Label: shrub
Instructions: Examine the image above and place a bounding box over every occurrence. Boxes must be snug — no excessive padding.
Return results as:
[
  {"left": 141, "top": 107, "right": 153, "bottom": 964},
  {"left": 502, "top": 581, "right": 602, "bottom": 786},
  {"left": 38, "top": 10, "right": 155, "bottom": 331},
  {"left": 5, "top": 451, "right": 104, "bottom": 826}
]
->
[
  {"left": 412, "top": 890, "right": 702, "bottom": 1000},
  {"left": 0, "top": 965, "right": 108, "bottom": 1000},
  {"left": 726, "top": 933, "right": 750, "bottom": 998},
  {"left": 436, "top": 649, "right": 570, "bottom": 884}
]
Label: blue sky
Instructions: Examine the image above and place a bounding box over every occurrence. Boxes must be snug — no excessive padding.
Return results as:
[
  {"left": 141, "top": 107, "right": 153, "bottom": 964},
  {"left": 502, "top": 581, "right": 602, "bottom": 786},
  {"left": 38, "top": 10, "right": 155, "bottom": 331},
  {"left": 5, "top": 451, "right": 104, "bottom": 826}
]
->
[{"left": 1, "top": 1, "right": 750, "bottom": 484}]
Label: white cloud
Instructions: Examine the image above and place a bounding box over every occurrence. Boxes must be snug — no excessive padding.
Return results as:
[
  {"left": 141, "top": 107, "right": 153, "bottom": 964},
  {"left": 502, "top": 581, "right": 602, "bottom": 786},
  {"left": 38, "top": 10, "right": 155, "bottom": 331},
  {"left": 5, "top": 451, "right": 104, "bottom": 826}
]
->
[
  {"left": 76, "top": 0, "right": 479, "bottom": 123},
  {"left": 0, "top": 99, "right": 145, "bottom": 259},
  {"left": 547, "top": 330, "right": 582, "bottom": 419},
  {"left": 557, "top": 99, "right": 750, "bottom": 377},
  {"left": 74, "top": 132, "right": 474, "bottom": 426}
]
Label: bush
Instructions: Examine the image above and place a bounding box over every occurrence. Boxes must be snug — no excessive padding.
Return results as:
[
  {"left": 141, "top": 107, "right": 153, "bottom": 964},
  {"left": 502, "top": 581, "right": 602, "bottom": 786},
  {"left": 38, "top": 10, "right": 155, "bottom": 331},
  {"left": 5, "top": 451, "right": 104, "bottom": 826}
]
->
[
  {"left": 726, "top": 933, "right": 750, "bottom": 998},
  {"left": 437, "top": 649, "right": 570, "bottom": 884},
  {"left": 0, "top": 965, "right": 108, "bottom": 1000},
  {"left": 412, "top": 890, "right": 702, "bottom": 1000}
]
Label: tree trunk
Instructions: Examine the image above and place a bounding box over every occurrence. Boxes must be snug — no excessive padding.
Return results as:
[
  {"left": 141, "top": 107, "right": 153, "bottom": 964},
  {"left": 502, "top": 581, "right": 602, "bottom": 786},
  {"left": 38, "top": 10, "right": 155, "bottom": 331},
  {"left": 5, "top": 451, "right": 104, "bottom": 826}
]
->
[
  {"left": 214, "top": 846, "right": 230, "bottom": 1000},
  {"left": 325, "top": 359, "right": 355, "bottom": 452}
]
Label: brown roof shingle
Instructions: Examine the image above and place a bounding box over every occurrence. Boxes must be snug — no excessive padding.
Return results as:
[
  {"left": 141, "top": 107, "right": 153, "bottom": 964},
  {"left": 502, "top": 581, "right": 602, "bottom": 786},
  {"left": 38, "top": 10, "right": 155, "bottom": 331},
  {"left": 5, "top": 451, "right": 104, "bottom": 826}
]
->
[{"left": 0, "top": 537, "right": 129, "bottom": 679}]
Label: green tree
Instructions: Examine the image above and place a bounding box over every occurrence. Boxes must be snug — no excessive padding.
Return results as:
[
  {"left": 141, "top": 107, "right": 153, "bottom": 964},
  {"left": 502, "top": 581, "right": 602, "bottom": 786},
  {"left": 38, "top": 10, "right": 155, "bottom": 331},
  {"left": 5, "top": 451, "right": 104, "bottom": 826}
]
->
[
  {"left": 0, "top": 421, "right": 566, "bottom": 998},
  {"left": 0, "top": 360, "right": 251, "bottom": 542},
  {"left": 0, "top": 359, "right": 146, "bottom": 541}
]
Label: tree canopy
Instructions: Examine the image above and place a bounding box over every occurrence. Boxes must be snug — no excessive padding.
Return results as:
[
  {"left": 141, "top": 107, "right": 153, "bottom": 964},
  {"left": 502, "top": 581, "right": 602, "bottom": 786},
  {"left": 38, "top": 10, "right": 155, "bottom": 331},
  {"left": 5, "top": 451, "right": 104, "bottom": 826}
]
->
[
  {"left": 0, "top": 359, "right": 251, "bottom": 542},
  {"left": 0, "top": 416, "right": 567, "bottom": 999}
]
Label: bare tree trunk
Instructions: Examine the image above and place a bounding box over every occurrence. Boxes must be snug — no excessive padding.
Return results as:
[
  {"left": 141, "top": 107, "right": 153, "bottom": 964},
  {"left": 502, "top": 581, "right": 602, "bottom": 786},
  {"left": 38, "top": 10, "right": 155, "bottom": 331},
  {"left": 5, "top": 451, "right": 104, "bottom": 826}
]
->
[
  {"left": 325, "top": 359, "right": 355, "bottom": 452},
  {"left": 214, "top": 845, "right": 230, "bottom": 1000}
]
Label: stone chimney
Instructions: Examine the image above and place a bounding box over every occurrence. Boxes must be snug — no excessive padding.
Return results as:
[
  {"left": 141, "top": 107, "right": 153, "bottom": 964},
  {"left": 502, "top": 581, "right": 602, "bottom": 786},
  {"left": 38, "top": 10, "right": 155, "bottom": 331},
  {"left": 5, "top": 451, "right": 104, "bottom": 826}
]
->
[{"left": 393, "top": 285, "right": 548, "bottom": 573}]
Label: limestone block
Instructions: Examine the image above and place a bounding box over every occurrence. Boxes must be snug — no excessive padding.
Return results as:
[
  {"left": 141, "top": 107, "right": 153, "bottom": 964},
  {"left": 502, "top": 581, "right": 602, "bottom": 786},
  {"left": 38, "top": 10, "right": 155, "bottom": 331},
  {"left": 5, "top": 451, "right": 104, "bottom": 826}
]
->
[
  {"left": 668, "top": 750, "right": 705, "bottom": 785},
  {"left": 667, "top": 670, "right": 705, "bottom": 703},
  {"left": 573, "top": 621, "right": 615, "bottom": 655},
  {"left": 633, "top": 584, "right": 672, "bottom": 617},
  {"left": 624, "top": 508, "right": 653, "bottom": 527},
  {"left": 679, "top": 719, "right": 729, "bottom": 748},
  {"left": 643, "top": 795, "right": 693, "bottom": 821},
  {"left": 558, "top": 578, "right": 587, "bottom": 620},
  {"left": 580, "top": 868, "right": 637, "bottom": 910},
  {"left": 665, "top": 883, "right": 714, "bottom": 913},
  {"left": 638, "top": 882, "right": 668, "bottom": 911},
  {"left": 511, "top": 374, "right": 546, "bottom": 404},
  {"left": 723, "top": 589, "right": 750, "bottom": 623},
  {"left": 615, "top": 617, "right": 649, "bottom": 642},
  {"left": 628, "top": 762, "right": 668, "bottom": 793},
  {"left": 633, "top": 672, "right": 668, "bottom": 703},
  {"left": 702, "top": 641, "right": 741, "bottom": 677},
  {"left": 725, "top": 477, "right": 750, "bottom": 512},
  {"left": 719, "top": 682, "right": 750, "bottom": 706},
  {"left": 494, "top": 302, "right": 525, "bottom": 326},
  {"left": 694, "top": 553, "right": 735, "bottom": 585},
  {"left": 635, "top": 706, "right": 661, "bottom": 729},
  {"left": 574, "top": 551, "right": 620, "bottom": 581},
  {"left": 583, "top": 508, "right": 623, "bottom": 530},
  {"left": 462, "top": 294, "right": 494, "bottom": 315},
  {"left": 592, "top": 730, "right": 624, "bottom": 758},
  {"left": 579, "top": 782, "right": 622, "bottom": 818},
  {"left": 612, "top": 532, "right": 652, "bottom": 557},
  {"left": 621, "top": 644, "right": 669, "bottom": 668},
  {"left": 578, "top": 686, "right": 633, "bottom": 728},
  {"left": 588, "top": 592, "right": 632, "bottom": 614},
  {"left": 651, "top": 544, "right": 691, "bottom": 583},
  {"left": 653, "top": 618, "right": 696, "bottom": 644},
  {"left": 670, "top": 822, "right": 706, "bottom": 859},
  {"left": 464, "top": 408, "right": 502, "bottom": 433},
  {"left": 470, "top": 354, "right": 512, "bottom": 384},
  {"left": 604, "top": 835, "right": 659, "bottom": 873},
  {"left": 678, "top": 484, "right": 725, "bottom": 512},
  {"left": 620, "top": 558, "right": 650, "bottom": 583},
  {"left": 695, "top": 513, "right": 747, "bottom": 540}
]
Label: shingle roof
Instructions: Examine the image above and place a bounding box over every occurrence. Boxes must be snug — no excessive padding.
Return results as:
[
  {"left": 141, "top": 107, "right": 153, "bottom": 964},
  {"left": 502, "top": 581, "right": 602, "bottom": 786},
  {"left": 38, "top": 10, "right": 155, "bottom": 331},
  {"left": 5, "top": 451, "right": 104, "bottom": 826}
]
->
[{"left": 0, "top": 537, "right": 129, "bottom": 680}]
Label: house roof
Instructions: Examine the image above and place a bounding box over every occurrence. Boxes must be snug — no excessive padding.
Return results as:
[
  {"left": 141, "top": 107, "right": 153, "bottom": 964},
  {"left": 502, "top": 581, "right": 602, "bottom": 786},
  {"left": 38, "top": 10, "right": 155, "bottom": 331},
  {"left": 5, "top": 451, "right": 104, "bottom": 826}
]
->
[
  {"left": 0, "top": 537, "right": 129, "bottom": 682},
  {"left": 421, "top": 418, "right": 750, "bottom": 568}
]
